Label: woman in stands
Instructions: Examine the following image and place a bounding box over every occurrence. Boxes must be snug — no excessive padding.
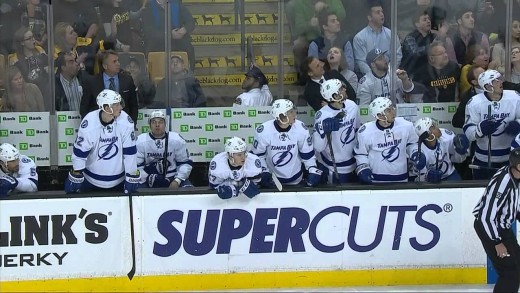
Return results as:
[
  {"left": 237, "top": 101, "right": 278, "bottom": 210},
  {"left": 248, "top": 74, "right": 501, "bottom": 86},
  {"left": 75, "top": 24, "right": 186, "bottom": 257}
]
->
[
  {"left": 325, "top": 46, "right": 359, "bottom": 92},
  {"left": 4, "top": 66, "right": 44, "bottom": 112}
]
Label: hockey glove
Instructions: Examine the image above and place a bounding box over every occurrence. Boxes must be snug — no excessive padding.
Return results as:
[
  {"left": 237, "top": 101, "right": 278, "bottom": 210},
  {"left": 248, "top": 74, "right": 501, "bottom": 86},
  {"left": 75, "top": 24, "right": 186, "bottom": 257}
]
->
[
  {"left": 0, "top": 175, "right": 18, "bottom": 197},
  {"left": 426, "top": 169, "right": 443, "bottom": 183},
  {"left": 124, "top": 172, "right": 140, "bottom": 194},
  {"left": 216, "top": 185, "right": 237, "bottom": 199},
  {"left": 478, "top": 119, "right": 502, "bottom": 137},
  {"left": 259, "top": 172, "right": 276, "bottom": 188},
  {"left": 147, "top": 174, "right": 171, "bottom": 188},
  {"left": 306, "top": 166, "right": 323, "bottom": 187},
  {"left": 239, "top": 179, "right": 260, "bottom": 198},
  {"left": 356, "top": 164, "right": 373, "bottom": 184},
  {"left": 143, "top": 160, "right": 169, "bottom": 175},
  {"left": 322, "top": 117, "right": 340, "bottom": 135},
  {"left": 505, "top": 121, "right": 520, "bottom": 136},
  {"left": 64, "top": 171, "right": 83, "bottom": 194},
  {"left": 410, "top": 151, "right": 427, "bottom": 170},
  {"left": 453, "top": 134, "right": 470, "bottom": 155}
]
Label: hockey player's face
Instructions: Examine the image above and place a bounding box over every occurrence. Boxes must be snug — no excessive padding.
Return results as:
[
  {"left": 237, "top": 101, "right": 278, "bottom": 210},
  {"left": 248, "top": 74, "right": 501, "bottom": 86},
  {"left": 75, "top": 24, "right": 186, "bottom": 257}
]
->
[
  {"left": 150, "top": 118, "right": 166, "bottom": 136},
  {"left": 107, "top": 102, "right": 123, "bottom": 117},
  {"left": 491, "top": 78, "right": 504, "bottom": 94},
  {"left": 241, "top": 75, "right": 256, "bottom": 91},
  {"left": 378, "top": 106, "right": 395, "bottom": 123},
  {"left": 5, "top": 160, "right": 19, "bottom": 173},
  {"left": 229, "top": 152, "right": 246, "bottom": 166}
]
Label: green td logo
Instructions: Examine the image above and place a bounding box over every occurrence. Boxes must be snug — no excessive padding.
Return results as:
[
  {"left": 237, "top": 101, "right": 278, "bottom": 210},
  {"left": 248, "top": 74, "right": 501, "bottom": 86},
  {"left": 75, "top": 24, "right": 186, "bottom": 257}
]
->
[
  {"left": 19, "top": 116, "right": 28, "bottom": 123},
  {"left": 58, "top": 142, "right": 68, "bottom": 149},
  {"left": 310, "top": 110, "right": 315, "bottom": 117},
  {"left": 248, "top": 110, "right": 256, "bottom": 117},
  {"left": 423, "top": 106, "right": 432, "bottom": 113},
  {"left": 205, "top": 151, "right": 214, "bottom": 158},
  {"left": 248, "top": 136, "right": 254, "bottom": 143},
  {"left": 0, "top": 130, "right": 8, "bottom": 137},
  {"left": 141, "top": 126, "right": 150, "bottom": 133},
  {"left": 224, "top": 136, "right": 231, "bottom": 144},
  {"left": 448, "top": 106, "right": 457, "bottom": 113},
  {"left": 255, "top": 122, "right": 262, "bottom": 129},
  {"left": 65, "top": 128, "right": 75, "bottom": 135},
  {"left": 199, "top": 138, "right": 207, "bottom": 145},
  {"left": 28, "top": 156, "right": 35, "bottom": 162},
  {"left": 180, "top": 125, "right": 189, "bottom": 132},
  {"left": 137, "top": 113, "right": 143, "bottom": 120},
  {"left": 66, "top": 155, "right": 72, "bottom": 163},
  {"left": 360, "top": 108, "right": 369, "bottom": 116},
  {"left": 230, "top": 123, "right": 239, "bottom": 131},
  {"left": 26, "top": 129, "right": 35, "bottom": 136},
  {"left": 174, "top": 111, "right": 182, "bottom": 119},
  {"left": 205, "top": 124, "right": 214, "bottom": 131},
  {"left": 58, "top": 115, "right": 67, "bottom": 122},
  {"left": 224, "top": 110, "right": 232, "bottom": 118},
  {"left": 19, "top": 143, "right": 28, "bottom": 150},
  {"left": 198, "top": 111, "right": 207, "bottom": 118}
]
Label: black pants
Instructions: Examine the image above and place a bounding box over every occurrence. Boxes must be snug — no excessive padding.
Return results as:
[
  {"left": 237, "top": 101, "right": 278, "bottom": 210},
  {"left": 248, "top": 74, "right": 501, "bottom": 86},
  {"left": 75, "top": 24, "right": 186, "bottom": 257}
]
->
[{"left": 474, "top": 220, "right": 520, "bottom": 293}]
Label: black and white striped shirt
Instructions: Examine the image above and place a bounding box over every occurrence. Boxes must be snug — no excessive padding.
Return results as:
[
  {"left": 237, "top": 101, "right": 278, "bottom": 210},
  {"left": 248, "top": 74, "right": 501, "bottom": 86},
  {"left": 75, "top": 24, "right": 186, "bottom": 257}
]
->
[{"left": 473, "top": 166, "right": 520, "bottom": 243}]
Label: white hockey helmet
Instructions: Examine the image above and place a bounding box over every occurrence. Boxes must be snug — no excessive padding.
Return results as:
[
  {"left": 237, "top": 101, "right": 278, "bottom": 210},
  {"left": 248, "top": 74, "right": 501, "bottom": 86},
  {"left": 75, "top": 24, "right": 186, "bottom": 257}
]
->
[
  {"left": 0, "top": 143, "right": 20, "bottom": 163},
  {"left": 225, "top": 136, "right": 247, "bottom": 154},
  {"left": 320, "top": 79, "right": 343, "bottom": 102},
  {"left": 148, "top": 110, "right": 166, "bottom": 123},
  {"left": 96, "top": 89, "right": 123, "bottom": 110},
  {"left": 478, "top": 70, "right": 502, "bottom": 93},
  {"left": 413, "top": 117, "right": 438, "bottom": 141},
  {"left": 271, "top": 99, "right": 296, "bottom": 124},
  {"left": 369, "top": 96, "right": 393, "bottom": 119}
]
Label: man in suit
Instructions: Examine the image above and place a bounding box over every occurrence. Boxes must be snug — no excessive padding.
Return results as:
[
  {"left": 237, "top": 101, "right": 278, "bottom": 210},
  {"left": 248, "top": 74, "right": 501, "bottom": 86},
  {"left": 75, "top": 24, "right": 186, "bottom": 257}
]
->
[
  {"left": 80, "top": 50, "right": 138, "bottom": 124},
  {"left": 55, "top": 50, "right": 90, "bottom": 111}
]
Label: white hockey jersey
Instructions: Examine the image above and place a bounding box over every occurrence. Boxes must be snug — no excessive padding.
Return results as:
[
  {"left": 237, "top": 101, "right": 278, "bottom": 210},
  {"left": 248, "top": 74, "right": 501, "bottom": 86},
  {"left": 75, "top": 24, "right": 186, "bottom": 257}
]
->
[
  {"left": 72, "top": 110, "right": 138, "bottom": 188},
  {"left": 136, "top": 131, "right": 193, "bottom": 183},
  {"left": 313, "top": 101, "right": 360, "bottom": 174},
  {"left": 464, "top": 90, "right": 520, "bottom": 163},
  {"left": 354, "top": 117, "right": 418, "bottom": 183},
  {"left": 233, "top": 85, "right": 273, "bottom": 107},
  {"left": 0, "top": 155, "right": 38, "bottom": 193},
  {"left": 357, "top": 70, "right": 423, "bottom": 105},
  {"left": 209, "top": 152, "right": 262, "bottom": 189},
  {"left": 251, "top": 119, "right": 317, "bottom": 185},
  {"left": 414, "top": 128, "right": 468, "bottom": 181}
]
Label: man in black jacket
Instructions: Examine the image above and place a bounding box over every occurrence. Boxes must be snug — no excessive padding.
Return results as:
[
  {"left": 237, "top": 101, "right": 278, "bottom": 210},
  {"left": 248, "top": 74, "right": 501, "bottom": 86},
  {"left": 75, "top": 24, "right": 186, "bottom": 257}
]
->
[{"left": 55, "top": 50, "right": 90, "bottom": 111}]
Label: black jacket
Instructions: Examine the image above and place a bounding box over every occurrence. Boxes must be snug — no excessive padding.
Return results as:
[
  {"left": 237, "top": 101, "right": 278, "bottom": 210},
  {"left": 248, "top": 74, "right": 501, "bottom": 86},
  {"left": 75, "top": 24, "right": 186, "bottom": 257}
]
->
[{"left": 303, "top": 70, "right": 356, "bottom": 111}]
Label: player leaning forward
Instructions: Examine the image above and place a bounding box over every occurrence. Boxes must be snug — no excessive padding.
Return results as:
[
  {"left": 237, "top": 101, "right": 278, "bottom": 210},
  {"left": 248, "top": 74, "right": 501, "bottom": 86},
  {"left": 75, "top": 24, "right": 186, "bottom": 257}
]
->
[
  {"left": 209, "top": 137, "right": 262, "bottom": 199},
  {"left": 136, "top": 110, "right": 193, "bottom": 188},
  {"left": 0, "top": 143, "right": 38, "bottom": 196},
  {"left": 65, "top": 89, "right": 140, "bottom": 194}
]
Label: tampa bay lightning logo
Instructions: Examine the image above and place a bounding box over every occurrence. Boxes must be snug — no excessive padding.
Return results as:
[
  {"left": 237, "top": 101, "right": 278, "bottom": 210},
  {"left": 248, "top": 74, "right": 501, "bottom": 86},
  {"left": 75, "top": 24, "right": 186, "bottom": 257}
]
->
[
  {"left": 80, "top": 120, "right": 88, "bottom": 128},
  {"left": 155, "top": 139, "right": 163, "bottom": 149},
  {"left": 210, "top": 161, "right": 216, "bottom": 170},
  {"left": 492, "top": 101, "right": 500, "bottom": 111},
  {"left": 492, "top": 118, "right": 507, "bottom": 136},
  {"left": 98, "top": 141, "right": 119, "bottom": 160},
  {"left": 253, "top": 139, "right": 258, "bottom": 148},
  {"left": 257, "top": 125, "right": 264, "bottom": 133},
  {"left": 21, "top": 157, "right": 30, "bottom": 163},
  {"left": 381, "top": 145, "right": 400, "bottom": 162},
  {"left": 272, "top": 150, "right": 293, "bottom": 167},
  {"left": 105, "top": 125, "right": 113, "bottom": 133},
  {"left": 128, "top": 116, "right": 134, "bottom": 124},
  {"left": 340, "top": 124, "right": 355, "bottom": 146},
  {"left": 315, "top": 111, "right": 322, "bottom": 119},
  {"left": 232, "top": 170, "right": 240, "bottom": 180},
  {"left": 255, "top": 159, "right": 261, "bottom": 168},
  {"left": 279, "top": 133, "right": 289, "bottom": 141}
]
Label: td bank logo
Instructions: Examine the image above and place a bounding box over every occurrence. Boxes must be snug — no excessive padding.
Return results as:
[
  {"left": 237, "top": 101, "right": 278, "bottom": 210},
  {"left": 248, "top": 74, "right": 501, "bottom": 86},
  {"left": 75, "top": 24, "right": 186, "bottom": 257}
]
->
[
  {"left": 19, "top": 115, "right": 28, "bottom": 123},
  {"left": 423, "top": 106, "right": 432, "bottom": 113},
  {"left": 198, "top": 111, "right": 207, "bottom": 118},
  {"left": 58, "top": 142, "right": 68, "bottom": 149},
  {"left": 180, "top": 125, "right": 189, "bottom": 132},
  {"left": 199, "top": 138, "right": 207, "bottom": 145},
  {"left": 26, "top": 129, "right": 35, "bottom": 136},
  {"left": 65, "top": 128, "right": 75, "bottom": 135},
  {"left": 205, "top": 151, "right": 214, "bottom": 159},
  {"left": 360, "top": 108, "right": 369, "bottom": 116},
  {"left": 173, "top": 111, "right": 182, "bottom": 119},
  {"left": 19, "top": 143, "right": 29, "bottom": 150},
  {"left": 58, "top": 115, "right": 67, "bottom": 122},
  {"left": 248, "top": 136, "right": 254, "bottom": 143},
  {"left": 310, "top": 110, "right": 315, "bottom": 117},
  {"left": 248, "top": 110, "right": 256, "bottom": 117},
  {"left": 66, "top": 155, "right": 72, "bottom": 163},
  {"left": 448, "top": 105, "right": 457, "bottom": 113},
  {"left": 0, "top": 130, "right": 8, "bottom": 137},
  {"left": 223, "top": 110, "right": 232, "bottom": 118},
  {"left": 230, "top": 123, "right": 239, "bottom": 131},
  {"left": 141, "top": 126, "right": 150, "bottom": 133},
  {"left": 137, "top": 113, "right": 143, "bottom": 121},
  {"left": 205, "top": 124, "right": 213, "bottom": 131}
]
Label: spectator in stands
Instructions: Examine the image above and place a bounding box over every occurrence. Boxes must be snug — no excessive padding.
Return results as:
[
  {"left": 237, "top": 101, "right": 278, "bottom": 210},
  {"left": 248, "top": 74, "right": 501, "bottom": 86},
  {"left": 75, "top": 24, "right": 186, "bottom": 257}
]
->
[
  {"left": 156, "top": 54, "right": 206, "bottom": 108},
  {"left": 20, "top": 0, "right": 47, "bottom": 47},
  {"left": 55, "top": 50, "right": 89, "bottom": 111},
  {"left": 459, "top": 44, "right": 497, "bottom": 95},
  {"left": 53, "top": 0, "right": 99, "bottom": 39},
  {"left": 492, "top": 17, "right": 520, "bottom": 75},
  {"left": 401, "top": 9, "right": 456, "bottom": 78},
  {"left": 450, "top": 7, "right": 490, "bottom": 66},
  {"left": 308, "top": 10, "right": 354, "bottom": 72},
  {"left": 452, "top": 64, "right": 485, "bottom": 129},
  {"left": 0, "top": 0, "right": 22, "bottom": 55},
  {"left": 101, "top": 0, "right": 146, "bottom": 53},
  {"left": 325, "top": 46, "right": 358, "bottom": 92},
  {"left": 233, "top": 64, "right": 272, "bottom": 107},
  {"left": 353, "top": 1, "right": 402, "bottom": 75},
  {"left": 413, "top": 41, "right": 460, "bottom": 102},
  {"left": 4, "top": 65, "right": 44, "bottom": 112},
  {"left": 53, "top": 22, "right": 93, "bottom": 74},
  {"left": 142, "top": 0, "right": 195, "bottom": 70},
  {"left": 357, "top": 48, "right": 423, "bottom": 105},
  {"left": 80, "top": 50, "right": 138, "bottom": 124},
  {"left": 122, "top": 55, "right": 148, "bottom": 88},
  {"left": 512, "top": 47, "right": 520, "bottom": 83},
  {"left": 302, "top": 56, "right": 356, "bottom": 111}
]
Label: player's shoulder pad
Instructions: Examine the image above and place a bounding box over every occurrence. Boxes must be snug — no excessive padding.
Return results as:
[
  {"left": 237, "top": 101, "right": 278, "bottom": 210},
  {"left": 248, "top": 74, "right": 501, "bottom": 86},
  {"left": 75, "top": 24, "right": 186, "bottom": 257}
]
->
[
  {"left": 20, "top": 155, "right": 35, "bottom": 166},
  {"left": 315, "top": 110, "right": 322, "bottom": 119}
]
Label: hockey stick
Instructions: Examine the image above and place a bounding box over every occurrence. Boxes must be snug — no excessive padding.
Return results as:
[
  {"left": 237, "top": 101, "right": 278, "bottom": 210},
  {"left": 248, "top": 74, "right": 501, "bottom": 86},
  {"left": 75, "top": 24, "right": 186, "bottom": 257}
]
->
[
  {"left": 127, "top": 192, "right": 136, "bottom": 280},
  {"left": 468, "top": 164, "right": 499, "bottom": 171},
  {"left": 271, "top": 173, "right": 282, "bottom": 191},
  {"left": 487, "top": 104, "right": 492, "bottom": 169},
  {"left": 326, "top": 133, "right": 340, "bottom": 184},
  {"left": 416, "top": 132, "right": 429, "bottom": 182},
  {"left": 162, "top": 107, "right": 171, "bottom": 178}
]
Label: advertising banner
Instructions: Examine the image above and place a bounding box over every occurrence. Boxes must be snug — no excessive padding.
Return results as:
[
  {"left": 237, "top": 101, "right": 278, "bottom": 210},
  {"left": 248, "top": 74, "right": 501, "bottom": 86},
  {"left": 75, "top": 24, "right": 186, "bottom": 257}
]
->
[
  {"left": 56, "top": 112, "right": 82, "bottom": 166},
  {"left": 0, "top": 112, "right": 50, "bottom": 166},
  {"left": 0, "top": 197, "right": 131, "bottom": 281}
]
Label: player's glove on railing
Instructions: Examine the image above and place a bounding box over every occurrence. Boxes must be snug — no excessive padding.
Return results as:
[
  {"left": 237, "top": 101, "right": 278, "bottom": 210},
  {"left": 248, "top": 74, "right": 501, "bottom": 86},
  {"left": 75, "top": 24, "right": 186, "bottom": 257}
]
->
[
  {"left": 216, "top": 185, "right": 237, "bottom": 199},
  {"left": 426, "top": 169, "right": 443, "bottom": 183},
  {"left": 453, "top": 134, "right": 470, "bottom": 155},
  {"left": 239, "top": 179, "right": 260, "bottom": 198},
  {"left": 124, "top": 172, "right": 140, "bottom": 194},
  {"left": 147, "top": 174, "right": 171, "bottom": 188},
  {"left": 306, "top": 166, "right": 323, "bottom": 187},
  {"left": 356, "top": 164, "right": 373, "bottom": 184},
  {"left": 0, "top": 175, "right": 18, "bottom": 197},
  {"left": 64, "top": 170, "right": 83, "bottom": 194}
]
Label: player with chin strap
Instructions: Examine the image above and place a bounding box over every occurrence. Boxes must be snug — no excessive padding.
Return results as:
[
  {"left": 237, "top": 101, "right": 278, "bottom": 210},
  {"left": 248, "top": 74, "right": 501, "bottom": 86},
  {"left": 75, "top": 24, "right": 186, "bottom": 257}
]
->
[
  {"left": 464, "top": 69, "right": 520, "bottom": 180},
  {"left": 65, "top": 89, "right": 140, "bottom": 194},
  {"left": 136, "top": 110, "right": 193, "bottom": 188},
  {"left": 313, "top": 79, "right": 360, "bottom": 184},
  {"left": 0, "top": 143, "right": 38, "bottom": 197},
  {"left": 412, "top": 117, "right": 469, "bottom": 183},
  {"left": 251, "top": 99, "right": 322, "bottom": 187},
  {"left": 209, "top": 137, "right": 262, "bottom": 199},
  {"left": 354, "top": 96, "right": 425, "bottom": 184}
]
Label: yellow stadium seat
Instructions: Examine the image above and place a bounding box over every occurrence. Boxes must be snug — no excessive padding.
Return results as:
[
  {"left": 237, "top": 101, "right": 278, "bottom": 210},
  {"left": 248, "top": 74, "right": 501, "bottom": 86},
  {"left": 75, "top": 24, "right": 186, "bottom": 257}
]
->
[
  {"left": 147, "top": 51, "right": 189, "bottom": 82},
  {"left": 7, "top": 53, "right": 16, "bottom": 66}
]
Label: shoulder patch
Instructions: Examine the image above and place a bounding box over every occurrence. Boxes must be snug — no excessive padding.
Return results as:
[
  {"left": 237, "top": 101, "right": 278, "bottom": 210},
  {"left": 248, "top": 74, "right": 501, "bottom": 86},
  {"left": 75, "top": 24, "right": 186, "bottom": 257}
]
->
[
  {"left": 307, "top": 136, "right": 312, "bottom": 146},
  {"left": 127, "top": 116, "right": 134, "bottom": 124},
  {"left": 358, "top": 125, "right": 366, "bottom": 134},
  {"left": 301, "top": 122, "right": 308, "bottom": 130},
  {"left": 21, "top": 157, "right": 30, "bottom": 163},
  {"left": 315, "top": 111, "right": 322, "bottom": 119},
  {"left": 234, "top": 97, "right": 242, "bottom": 105},
  {"left": 257, "top": 125, "right": 264, "bottom": 133},
  {"left": 359, "top": 75, "right": 366, "bottom": 84},
  {"left": 255, "top": 159, "right": 261, "bottom": 168},
  {"left": 210, "top": 161, "right": 217, "bottom": 170},
  {"left": 444, "top": 129, "right": 453, "bottom": 135},
  {"left": 253, "top": 139, "right": 258, "bottom": 148},
  {"left": 131, "top": 131, "right": 136, "bottom": 141},
  {"left": 80, "top": 120, "right": 88, "bottom": 128}
]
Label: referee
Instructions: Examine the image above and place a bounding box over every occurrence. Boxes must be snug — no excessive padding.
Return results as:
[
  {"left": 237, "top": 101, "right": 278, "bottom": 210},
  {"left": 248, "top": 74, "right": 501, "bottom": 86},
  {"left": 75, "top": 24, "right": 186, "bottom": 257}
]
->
[{"left": 473, "top": 147, "right": 520, "bottom": 293}]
